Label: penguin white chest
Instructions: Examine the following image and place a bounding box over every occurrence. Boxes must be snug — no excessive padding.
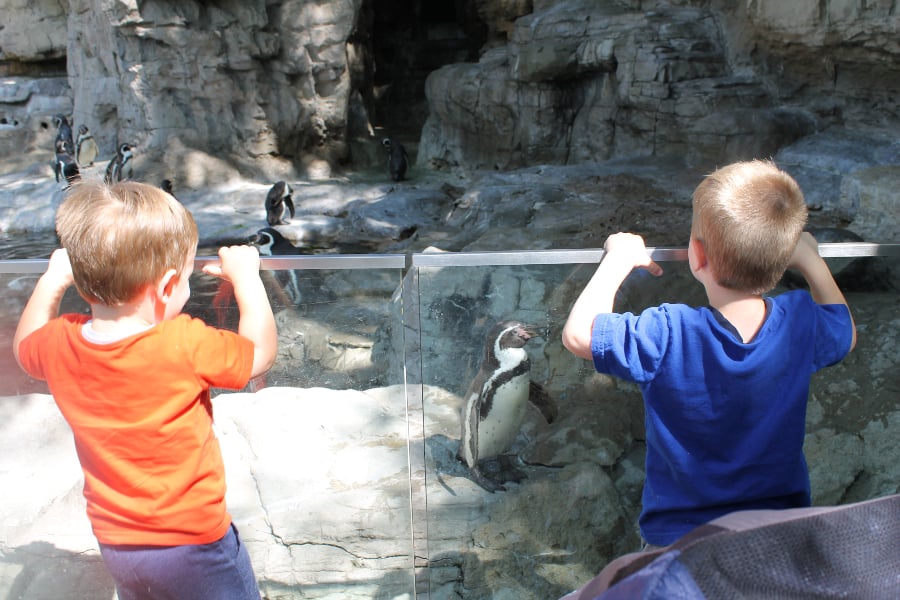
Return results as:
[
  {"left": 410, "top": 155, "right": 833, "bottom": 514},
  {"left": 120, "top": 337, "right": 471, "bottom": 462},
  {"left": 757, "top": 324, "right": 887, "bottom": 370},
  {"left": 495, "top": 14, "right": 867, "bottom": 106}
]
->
[{"left": 475, "top": 370, "right": 530, "bottom": 459}]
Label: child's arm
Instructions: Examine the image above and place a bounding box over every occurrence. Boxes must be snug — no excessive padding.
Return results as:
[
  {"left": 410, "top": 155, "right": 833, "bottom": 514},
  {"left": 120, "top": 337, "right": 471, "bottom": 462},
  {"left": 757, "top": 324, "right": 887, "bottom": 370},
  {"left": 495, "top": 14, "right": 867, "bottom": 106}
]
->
[
  {"left": 13, "top": 249, "right": 74, "bottom": 367},
  {"left": 203, "top": 245, "right": 277, "bottom": 377},
  {"left": 562, "top": 233, "right": 663, "bottom": 360},
  {"left": 787, "top": 232, "right": 857, "bottom": 351}
]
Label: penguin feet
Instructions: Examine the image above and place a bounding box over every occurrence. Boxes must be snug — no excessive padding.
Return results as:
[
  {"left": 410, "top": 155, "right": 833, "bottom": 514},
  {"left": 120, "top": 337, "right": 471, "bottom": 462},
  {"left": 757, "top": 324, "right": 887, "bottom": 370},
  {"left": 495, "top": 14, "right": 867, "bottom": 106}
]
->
[
  {"left": 469, "top": 465, "right": 507, "bottom": 493},
  {"left": 469, "top": 456, "right": 528, "bottom": 493}
]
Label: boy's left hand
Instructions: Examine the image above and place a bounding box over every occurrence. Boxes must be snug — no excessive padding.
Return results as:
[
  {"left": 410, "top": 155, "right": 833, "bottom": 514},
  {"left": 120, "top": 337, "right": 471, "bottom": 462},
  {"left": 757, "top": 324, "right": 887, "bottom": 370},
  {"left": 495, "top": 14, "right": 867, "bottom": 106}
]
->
[{"left": 202, "top": 245, "right": 261, "bottom": 284}]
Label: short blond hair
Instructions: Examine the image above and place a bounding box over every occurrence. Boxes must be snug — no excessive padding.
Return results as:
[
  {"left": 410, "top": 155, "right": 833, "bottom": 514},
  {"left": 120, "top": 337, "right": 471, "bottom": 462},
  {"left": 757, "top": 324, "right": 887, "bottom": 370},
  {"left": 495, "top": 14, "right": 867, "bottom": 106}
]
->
[
  {"left": 56, "top": 180, "right": 198, "bottom": 306},
  {"left": 692, "top": 160, "right": 807, "bottom": 294}
]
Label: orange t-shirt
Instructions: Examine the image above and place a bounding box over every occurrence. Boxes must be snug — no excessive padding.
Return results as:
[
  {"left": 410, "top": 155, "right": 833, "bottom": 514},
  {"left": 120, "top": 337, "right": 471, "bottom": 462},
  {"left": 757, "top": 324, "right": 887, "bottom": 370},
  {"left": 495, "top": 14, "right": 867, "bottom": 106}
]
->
[{"left": 18, "top": 313, "right": 254, "bottom": 546}]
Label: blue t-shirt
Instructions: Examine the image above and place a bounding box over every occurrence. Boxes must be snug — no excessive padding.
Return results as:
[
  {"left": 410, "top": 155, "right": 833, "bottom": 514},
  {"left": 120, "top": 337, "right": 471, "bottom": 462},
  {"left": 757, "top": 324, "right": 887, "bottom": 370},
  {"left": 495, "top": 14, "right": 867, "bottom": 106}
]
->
[{"left": 591, "top": 290, "right": 853, "bottom": 546}]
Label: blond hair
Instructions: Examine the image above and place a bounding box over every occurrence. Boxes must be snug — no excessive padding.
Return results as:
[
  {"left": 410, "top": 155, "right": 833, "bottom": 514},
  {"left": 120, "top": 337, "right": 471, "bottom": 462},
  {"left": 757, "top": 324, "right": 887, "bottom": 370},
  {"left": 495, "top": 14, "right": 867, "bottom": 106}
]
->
[
  {"left": 56, "top": 180, "right": 198, "bottom": 306},
  {"left": 692, "top": 160, "right": 807, "bottom": 294}
]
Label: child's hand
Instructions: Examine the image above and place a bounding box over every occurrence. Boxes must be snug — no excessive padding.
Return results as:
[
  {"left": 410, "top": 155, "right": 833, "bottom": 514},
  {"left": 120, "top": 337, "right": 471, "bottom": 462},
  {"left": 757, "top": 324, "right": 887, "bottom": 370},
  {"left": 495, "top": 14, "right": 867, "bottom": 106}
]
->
[
  {"left": 202, "top": 245, "right": 262, "bottom": 284},
  {"left": 787, "top": 232, "right": 821, "bottom": 271},
  {"left": 44, "top": 248, "right": 75, "bottom": 290},
  {"left": 603, "top": 233, "right": 663, "bottom": 276}
]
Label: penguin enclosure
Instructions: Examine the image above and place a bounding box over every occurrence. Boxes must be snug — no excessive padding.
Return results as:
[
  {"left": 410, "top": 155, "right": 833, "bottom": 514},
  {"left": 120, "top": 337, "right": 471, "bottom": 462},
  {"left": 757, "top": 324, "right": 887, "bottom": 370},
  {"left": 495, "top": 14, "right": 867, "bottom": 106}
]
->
[{"left": 1, "top": 243, "right": 898, "bottom": 599}]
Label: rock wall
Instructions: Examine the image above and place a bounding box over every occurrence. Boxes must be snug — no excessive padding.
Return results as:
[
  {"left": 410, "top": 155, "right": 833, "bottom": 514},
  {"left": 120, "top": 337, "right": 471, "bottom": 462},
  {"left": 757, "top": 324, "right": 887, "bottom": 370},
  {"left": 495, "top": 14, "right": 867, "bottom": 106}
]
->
[
  {"left": 63, "top": 0, "right": 365, "bottom": 181},
  {"left": 2, "top": 0, "right": 897, "bottom": 180},
  {"left": 419, "top": 0, "right": 900, "bottom": 170}
]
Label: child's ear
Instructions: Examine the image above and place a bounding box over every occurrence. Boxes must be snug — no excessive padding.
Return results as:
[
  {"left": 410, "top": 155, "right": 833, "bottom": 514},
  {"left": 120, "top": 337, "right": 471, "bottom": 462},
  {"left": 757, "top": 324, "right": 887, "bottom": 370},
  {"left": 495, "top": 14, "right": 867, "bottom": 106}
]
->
[
  {"left": 157, "top": 268, "right": 179, "bottom": 302},
  {"left": 688, "top": 237, "right": 707, "bottom": 272}
]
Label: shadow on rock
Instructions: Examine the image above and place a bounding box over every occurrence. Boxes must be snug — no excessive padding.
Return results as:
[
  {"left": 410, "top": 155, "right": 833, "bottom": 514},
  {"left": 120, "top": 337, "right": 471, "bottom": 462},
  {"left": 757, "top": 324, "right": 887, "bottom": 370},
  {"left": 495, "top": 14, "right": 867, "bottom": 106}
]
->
[{"left": 2, "top": 541, "right": 116, "bottom": 600}]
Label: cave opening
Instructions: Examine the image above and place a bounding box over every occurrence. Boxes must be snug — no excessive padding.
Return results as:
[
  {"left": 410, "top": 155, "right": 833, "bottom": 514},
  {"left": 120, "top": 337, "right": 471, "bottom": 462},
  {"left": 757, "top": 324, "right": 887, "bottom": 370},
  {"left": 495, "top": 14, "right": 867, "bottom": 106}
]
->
[{"left": 367, "top": 0, "right": 487, "bottom": 141}]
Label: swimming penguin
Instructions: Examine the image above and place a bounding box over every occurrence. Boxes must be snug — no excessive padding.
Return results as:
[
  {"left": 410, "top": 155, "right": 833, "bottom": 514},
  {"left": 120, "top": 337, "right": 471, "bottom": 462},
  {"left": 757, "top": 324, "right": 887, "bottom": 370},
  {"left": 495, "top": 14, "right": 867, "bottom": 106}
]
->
[
  {"left": 248, "top": 227, "right": 303, "bottom": 306},
  {"left": 74, "top": 124, "right": 100, "bottom": 167},
  {"left": 54, "top": 150, "right": 80, "bottom": 187},
  {"left": 457, "top": 320, "right": 558, "bottom": 492},
  {"left": 265, "top": 181, "right": 295, "bottom": 226},
  {"left": 105, "top": 143, "right": 135, "bottom": 184},
  {"left": 382, "top": 137, "right": 409, "bottom": 182},
  {"left": 53, "top": 114, "right": 74, "bottom": 155},
  {"left": 249, "top": 227, "right": 299, "bottom": 256}
]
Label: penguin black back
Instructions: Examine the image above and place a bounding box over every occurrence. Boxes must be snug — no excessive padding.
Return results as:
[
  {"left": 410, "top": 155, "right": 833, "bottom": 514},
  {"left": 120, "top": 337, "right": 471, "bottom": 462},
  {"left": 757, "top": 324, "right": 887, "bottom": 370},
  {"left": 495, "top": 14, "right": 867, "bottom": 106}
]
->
[
  {"left": 105, "top": 143, "right": 135, "bottom": 184},
  {"left": 249, "top": 227, "right": 299, "bottom": 256},
  {"left": 265, "top": 181, "right": 295, "bottom": 226},
  {"left": 382, "top": 137, "right": 409, "bottom": 182},
  {"left": 53, "top": 114, "right": 74, "bottom": 155},
  {"left": 55, "top": 151, "right": 80, "bottom": 187}
]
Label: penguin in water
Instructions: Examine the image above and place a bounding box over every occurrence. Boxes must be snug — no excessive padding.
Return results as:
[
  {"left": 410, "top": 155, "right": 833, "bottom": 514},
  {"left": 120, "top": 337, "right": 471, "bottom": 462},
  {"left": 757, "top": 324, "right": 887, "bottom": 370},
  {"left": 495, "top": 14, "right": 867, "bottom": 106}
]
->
[
  {"left": 457, "top": 320, "right": 558, "bottom": 492},
  {"left": 249, "top": 227, "right": 303, "bottom": 306},
  {"left": 265, "top": 181, "right": 295, "bottom": 226},
  {"left": 53, "top": 114, "right": 74, "bottom": 155},
  {"left": 382, "top": 137, "right": 409, "bottom": 182},
  {"left": 74, "top": 124, "right": 100, "bottom": 167},
  {"left": 105, "top": 143, "right": 135, "bottom": 184},
  {"left": 249, "top": 227, "right": 299, "bottom": 257}
]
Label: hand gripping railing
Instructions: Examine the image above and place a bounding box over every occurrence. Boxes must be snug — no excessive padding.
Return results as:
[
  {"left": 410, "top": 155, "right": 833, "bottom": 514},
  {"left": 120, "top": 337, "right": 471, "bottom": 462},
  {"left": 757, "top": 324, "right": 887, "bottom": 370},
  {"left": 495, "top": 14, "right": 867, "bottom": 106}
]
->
[{"left": 0, "top": 243, "right": 897, "bottom": 273}]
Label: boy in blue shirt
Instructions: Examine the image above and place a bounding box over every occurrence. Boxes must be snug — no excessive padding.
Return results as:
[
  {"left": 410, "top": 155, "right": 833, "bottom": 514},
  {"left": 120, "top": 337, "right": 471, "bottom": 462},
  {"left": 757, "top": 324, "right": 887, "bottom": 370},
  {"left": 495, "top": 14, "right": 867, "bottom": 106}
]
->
[{"left": 562, "top": 159, "right": 856, "bottom": 548}]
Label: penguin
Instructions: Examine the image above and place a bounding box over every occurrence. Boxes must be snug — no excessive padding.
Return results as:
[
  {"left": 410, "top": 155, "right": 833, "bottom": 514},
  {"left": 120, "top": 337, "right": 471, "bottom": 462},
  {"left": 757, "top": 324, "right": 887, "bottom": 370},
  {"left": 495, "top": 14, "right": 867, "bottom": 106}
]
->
[
  {"left": 54, "top": 150, "right": 80, "bottom": 187},
  {"left": 265, "top": 181, "right": 295, "bottom": 226},
  {"left": 249, "top": 227, "right": 299, "bottom": 257},
  {"left": 248, "top": 227, "right": 303, "bottom": 305},
  {"left": 74, "top": 124, "right": 100, "bottom": 167},
  {"left": 382, "top": 137, "right": 409, "bottom": 182},
  {"left": 53, "top": 114, "right": 74, "bottom": 155},
  {"left": 457, "top": 320, "right": 558, "bottom": 492},
  {"left": 105, "top": 143, "right": 135, "bottom": 184}
]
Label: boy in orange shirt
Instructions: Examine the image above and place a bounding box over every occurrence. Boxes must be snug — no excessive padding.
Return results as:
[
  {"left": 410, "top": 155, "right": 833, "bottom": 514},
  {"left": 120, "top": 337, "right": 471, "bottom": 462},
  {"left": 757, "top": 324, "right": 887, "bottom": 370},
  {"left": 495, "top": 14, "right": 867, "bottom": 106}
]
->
[{"left": 14, "top": 180, "right": 277, "bottom": 599}]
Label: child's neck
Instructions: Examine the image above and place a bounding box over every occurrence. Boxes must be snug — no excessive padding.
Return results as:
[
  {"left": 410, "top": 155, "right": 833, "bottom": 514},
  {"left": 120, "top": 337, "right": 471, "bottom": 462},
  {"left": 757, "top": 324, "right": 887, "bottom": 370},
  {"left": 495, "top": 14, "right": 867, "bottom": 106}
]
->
[
  {"left": 706, "top": 286, "right": 767, "bottom": 343},
  {"left": 89, "top": 299, "right": 157, "bottom": 337}
]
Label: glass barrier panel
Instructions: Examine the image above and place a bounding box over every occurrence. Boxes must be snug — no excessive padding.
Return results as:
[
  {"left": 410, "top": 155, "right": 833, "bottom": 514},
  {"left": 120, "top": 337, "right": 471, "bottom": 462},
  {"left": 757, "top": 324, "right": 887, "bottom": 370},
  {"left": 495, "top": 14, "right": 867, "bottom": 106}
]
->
[
  {"left": 412, "top": 249, "right": 899, "bottom": 600},
  {"left": 0, "top": 258, "right": 415, "bottom": 600},
  {"left": 1, "top": 243, "right": 896, "bottom": 600}
]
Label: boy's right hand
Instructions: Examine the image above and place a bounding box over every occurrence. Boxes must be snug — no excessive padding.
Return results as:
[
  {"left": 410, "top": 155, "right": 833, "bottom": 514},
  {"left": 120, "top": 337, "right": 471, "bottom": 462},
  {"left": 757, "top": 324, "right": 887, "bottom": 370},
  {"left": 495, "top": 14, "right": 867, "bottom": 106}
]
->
[
  {"left": 44, "top": 248, "right": 75, "bottom": 290},
  {"left": 603, "top": 232, "right": 663, "bottom": 277}
]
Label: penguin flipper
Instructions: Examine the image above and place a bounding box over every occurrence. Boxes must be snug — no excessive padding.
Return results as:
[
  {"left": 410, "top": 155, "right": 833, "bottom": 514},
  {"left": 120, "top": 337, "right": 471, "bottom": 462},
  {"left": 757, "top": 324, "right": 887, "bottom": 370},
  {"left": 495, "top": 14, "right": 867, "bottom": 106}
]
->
[
  {"left": 529, "top": 380, "right": 558, "bottom": 424},
  {"left": 458, "top": 391, "right": 482, "bottom": 467},
  {"left": 285, "top": 195, "right": 295, "bottom": 220}
]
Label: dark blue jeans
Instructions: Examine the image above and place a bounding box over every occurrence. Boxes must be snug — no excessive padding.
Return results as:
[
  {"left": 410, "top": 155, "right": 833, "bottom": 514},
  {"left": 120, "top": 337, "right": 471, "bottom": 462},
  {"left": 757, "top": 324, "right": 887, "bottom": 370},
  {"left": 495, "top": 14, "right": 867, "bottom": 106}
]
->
[{"left": 99, "top": 523, "right": 259, "bottom": 600}]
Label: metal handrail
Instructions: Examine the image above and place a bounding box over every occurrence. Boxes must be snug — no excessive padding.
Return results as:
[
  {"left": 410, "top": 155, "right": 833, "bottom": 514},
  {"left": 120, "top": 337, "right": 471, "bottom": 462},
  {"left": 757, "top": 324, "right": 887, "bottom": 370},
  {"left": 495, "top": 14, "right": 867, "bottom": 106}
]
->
[{"left": 0, "top": 243, "right": 897, "bottom": 273}]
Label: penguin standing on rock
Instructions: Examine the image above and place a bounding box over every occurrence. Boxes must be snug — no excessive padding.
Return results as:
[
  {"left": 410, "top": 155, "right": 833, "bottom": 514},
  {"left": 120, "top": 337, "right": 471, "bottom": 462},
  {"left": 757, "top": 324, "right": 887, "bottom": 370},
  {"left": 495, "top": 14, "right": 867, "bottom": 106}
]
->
[
  {"left": 74, "top": 125, "right": 100, "bottom": 167},
  {"left": 105, "top": 143, "right": 135, "bottom": 184},
  {"left": 54, "top": 150, "right": 80, "bottom": 187},
  {"left": 382, "top": 137, "right": 409, "bottom": 182},
  {"left": 265, "top": 181, "right": 295, "bottom": 226},
  {"left": 53, "top": 114, "right": 74, "bottom": 155},
  {"left": 457, "top": 320, "right": 558, "bottom": 492}
]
